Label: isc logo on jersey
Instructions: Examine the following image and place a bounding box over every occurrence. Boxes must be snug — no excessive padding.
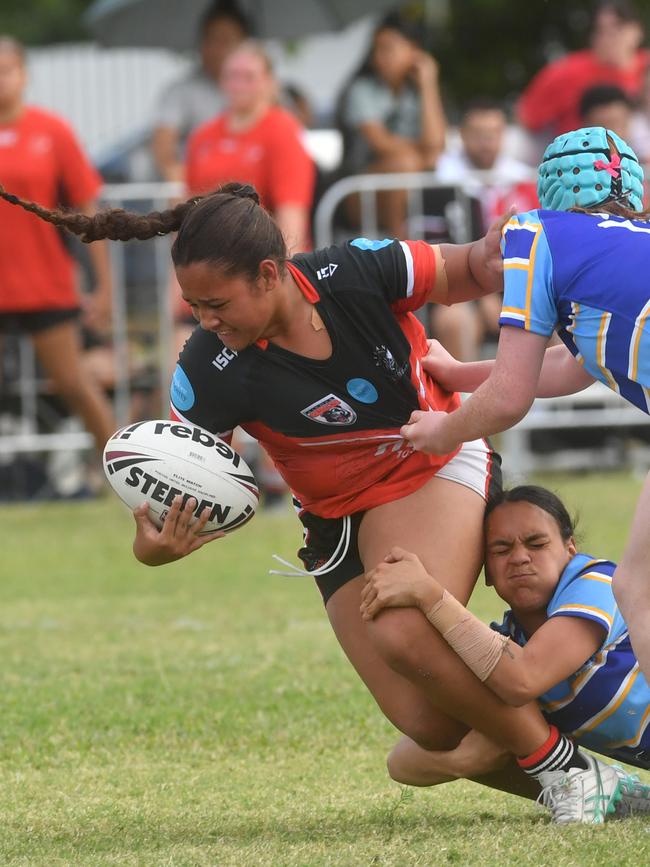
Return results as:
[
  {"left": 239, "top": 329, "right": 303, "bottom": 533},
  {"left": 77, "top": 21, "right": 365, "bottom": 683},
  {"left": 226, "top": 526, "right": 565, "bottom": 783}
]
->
[
  {"left": 316, "top": 263, "right": 338, "bottom": 280},
  {"left": 211, "top": 347, "right": 237, "bottom": 371},
  {"left": 301, "top": 394, "right": 357, "bottom": 425}
]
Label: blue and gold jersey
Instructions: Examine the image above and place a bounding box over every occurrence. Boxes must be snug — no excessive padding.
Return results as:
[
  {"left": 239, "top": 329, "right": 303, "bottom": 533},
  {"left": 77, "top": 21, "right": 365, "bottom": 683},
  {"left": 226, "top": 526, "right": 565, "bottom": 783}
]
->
[
  {"left": 500, "top": 209, "right": 650, "bottom": 413},
  {"left": 493, "top": 553, "right": 650, "bottom": 762}
]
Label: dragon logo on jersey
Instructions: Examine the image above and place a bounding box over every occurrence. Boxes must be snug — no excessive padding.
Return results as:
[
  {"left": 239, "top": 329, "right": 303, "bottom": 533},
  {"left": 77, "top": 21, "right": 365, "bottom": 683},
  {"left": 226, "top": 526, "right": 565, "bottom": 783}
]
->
[
  {"left": 301, "top": 394, "right": 357, "bottom": 425},
  {"left": 373, "top": 344, "right": 408, "bottom": 381}
]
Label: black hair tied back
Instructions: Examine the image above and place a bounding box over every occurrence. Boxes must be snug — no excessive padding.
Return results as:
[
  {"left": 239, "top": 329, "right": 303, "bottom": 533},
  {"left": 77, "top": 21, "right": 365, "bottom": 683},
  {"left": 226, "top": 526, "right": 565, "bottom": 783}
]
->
[{"left": 219, "top": 181, "right": 261, "bottom": 205}]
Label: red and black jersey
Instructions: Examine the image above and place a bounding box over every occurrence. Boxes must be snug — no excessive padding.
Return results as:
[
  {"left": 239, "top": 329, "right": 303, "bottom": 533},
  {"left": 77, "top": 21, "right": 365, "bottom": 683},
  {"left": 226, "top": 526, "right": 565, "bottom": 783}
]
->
[{"left": 170, "top": 238, "right": 460, "bottom": 518}]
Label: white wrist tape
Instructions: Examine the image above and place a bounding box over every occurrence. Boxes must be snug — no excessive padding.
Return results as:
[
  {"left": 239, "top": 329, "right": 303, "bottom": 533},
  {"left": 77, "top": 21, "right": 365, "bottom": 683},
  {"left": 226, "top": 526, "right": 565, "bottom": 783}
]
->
[{"left": 425, "top": 589, "right": 510, "bottom": 682}]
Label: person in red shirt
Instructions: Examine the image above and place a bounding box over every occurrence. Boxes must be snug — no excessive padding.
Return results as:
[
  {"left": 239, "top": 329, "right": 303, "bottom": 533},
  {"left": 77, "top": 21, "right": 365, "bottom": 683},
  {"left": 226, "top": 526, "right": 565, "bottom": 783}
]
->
[
  {"left": 186, "top": 40, "right": 315, "bottom": 254},
  {"left": 518, "top": 0, "right": 649, "bottom": 139},
  {"left": 183, "top": 40, "right": 316, "bottom": 505},
  {"left": 0, "top": 181, "right": 625, "bottom": 821},
  {"left": 0, "top": 36, "right": 115, "bottom": 453}
]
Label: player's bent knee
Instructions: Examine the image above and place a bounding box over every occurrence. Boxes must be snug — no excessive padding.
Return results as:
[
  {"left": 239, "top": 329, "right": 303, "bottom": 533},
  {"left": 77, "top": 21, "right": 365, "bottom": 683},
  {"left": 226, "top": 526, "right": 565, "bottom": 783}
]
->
[
  {"left": 386, "top": 742, "right": 458, "bottom": 786},
  {"left": 366, "top": 607, "right": 446, "bottom": 679},
  {"left": 612, "top": 564, "right": 639, "bottom": 606}
]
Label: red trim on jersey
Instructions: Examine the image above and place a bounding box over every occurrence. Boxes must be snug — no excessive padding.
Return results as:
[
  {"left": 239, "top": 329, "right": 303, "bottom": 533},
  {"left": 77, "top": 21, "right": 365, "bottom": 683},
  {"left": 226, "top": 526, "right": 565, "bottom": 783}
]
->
[
  {"left": 397, "top": 310, "right": 462, "bottom": 415},
  {"left": 409, "top": 239, "right": 437, "bottom": 305},
  {"left": 254, "top": 264, "right": 319, "bottom": 349},
  {"left": 242, "top": 418, "right": 459, "bottom": 519},
  {"left": 287, "top": 261, "right": 320, "bottom": 303},
  {"left": 392, "top": 240, "right": 438, "bottom": 313}
]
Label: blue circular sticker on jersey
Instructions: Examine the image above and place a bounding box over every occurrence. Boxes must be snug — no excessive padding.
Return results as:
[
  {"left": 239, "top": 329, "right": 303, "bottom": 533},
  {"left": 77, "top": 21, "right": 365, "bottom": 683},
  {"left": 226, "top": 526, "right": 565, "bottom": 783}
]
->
[
  {"left": 171, "top": 364, "right": 195, "bottom": 411},
  {"left": 346, "top": 378, "right": 378, "bottom": 404}
]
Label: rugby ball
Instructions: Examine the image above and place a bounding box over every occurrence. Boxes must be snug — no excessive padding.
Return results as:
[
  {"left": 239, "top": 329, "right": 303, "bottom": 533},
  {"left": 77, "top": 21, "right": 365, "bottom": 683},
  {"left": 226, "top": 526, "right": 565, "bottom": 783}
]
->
[{"left": 103, "top": 420, "right": 259, "bottom": 534}]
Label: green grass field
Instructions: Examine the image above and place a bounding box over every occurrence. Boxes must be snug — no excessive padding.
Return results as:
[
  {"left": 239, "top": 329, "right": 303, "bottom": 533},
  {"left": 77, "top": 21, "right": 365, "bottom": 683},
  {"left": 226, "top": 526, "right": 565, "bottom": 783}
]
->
[{"left": 1, "top": 472, "right": 648, "bottom": 866}]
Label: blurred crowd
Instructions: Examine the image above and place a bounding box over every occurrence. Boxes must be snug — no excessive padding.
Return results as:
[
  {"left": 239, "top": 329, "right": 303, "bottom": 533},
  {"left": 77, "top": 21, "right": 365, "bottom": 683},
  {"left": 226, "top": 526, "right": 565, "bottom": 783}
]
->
[{"left": 1, "top": 0, "right": 650, "bottom": 501}]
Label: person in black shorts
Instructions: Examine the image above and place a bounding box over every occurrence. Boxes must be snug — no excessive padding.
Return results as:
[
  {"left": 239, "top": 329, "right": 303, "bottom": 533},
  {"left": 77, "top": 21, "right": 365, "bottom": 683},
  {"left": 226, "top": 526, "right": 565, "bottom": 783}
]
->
[
  {"left": 0, "top": 180, "right": 621, "bottom": 822},
  {"left": 0, "top": 37, "right": 115, "bottom": 454}
]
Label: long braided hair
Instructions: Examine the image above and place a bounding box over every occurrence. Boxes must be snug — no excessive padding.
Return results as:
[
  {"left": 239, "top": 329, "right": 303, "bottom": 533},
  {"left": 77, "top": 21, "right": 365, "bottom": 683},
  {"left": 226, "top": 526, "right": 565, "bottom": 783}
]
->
[{"left": 0, "top": 181, "right": 288, "bottom": 277}]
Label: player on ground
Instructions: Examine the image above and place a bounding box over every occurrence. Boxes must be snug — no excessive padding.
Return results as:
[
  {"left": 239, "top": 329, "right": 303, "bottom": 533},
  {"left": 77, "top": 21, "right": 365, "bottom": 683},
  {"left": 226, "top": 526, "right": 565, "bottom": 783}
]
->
[
  {"left": 0, "top": 179, "right": 624, "bottom": 823},
  {"left": 361, "top": 484, "right": 650, "bottom": 819},
  {"left": 402, "top": 126, "right": 650, "bottom": 691}
]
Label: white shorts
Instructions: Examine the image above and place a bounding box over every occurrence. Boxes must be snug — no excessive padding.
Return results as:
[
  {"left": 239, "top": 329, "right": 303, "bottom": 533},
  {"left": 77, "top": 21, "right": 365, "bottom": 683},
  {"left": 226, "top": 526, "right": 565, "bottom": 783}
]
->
[{"left": 435, "top": 438, "right": 501, "bottom": 501}]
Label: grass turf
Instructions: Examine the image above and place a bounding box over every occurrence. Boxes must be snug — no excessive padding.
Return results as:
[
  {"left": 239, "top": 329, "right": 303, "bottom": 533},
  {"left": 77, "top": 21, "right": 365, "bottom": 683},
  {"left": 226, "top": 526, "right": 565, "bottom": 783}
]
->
[{"left": 0, "top": 472, "right": 648, "bottom": 865}]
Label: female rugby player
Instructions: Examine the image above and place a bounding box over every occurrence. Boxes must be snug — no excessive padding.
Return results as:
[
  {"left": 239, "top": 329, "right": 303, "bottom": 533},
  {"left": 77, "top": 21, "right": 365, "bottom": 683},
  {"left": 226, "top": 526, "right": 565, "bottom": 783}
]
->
[
  {"left": 0, "top": 179, "right": 623, "bottom": 822},
  {"left": 401, "top": 126, "right": 650, "bottom": 694},
  {"left": 361, "top": 485, "right": 650, "bottom": 820}
]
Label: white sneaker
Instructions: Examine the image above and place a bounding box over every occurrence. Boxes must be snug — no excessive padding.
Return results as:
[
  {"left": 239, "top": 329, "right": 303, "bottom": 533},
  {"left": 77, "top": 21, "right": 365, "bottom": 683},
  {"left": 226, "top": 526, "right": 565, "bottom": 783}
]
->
[
  {"left": 612, "top": 766, "right": 650, "bottom": 817},
  {"left": 537, "top": 754, "right": 622, "bottom": 824}
]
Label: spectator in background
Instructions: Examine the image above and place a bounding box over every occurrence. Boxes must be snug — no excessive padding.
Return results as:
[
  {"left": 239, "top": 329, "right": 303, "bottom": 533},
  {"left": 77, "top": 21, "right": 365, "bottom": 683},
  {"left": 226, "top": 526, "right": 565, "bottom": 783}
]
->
[
  {"left": 630, "top": 65, "right": 650, "bottom": 163},
  {"left": 579, "top": 84, "right": 635, "bottom": 143},
  {"left": 518, "top": 0, "right": 648, "bottom": 140},
  {"left": 185, "top": 41, "right": 315, "bottom": 254},
  {"left": 431, "top": 100, "right": 536, "bottom": 362},
  {"left": 151, "top": 0, "right": 252, "bottom": 183},
  {"left": 436, "top": 99, "right": 535, "bottom": 230},
  {"left": 337, "top": 10, "right": 446, "bottom": 237},
  {"left": 0, "top": 36, "right": 115, "bottom": 454}
]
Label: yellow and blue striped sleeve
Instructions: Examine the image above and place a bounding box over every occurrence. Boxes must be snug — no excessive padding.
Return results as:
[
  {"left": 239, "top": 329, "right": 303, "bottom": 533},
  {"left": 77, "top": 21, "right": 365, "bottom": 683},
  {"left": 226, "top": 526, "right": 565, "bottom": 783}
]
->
[
  {"left": 499, "top": 211, "right": 557, "bottom": 337},
  {"left": 548, "top": 562, "right": 618, "bottom": 639}
]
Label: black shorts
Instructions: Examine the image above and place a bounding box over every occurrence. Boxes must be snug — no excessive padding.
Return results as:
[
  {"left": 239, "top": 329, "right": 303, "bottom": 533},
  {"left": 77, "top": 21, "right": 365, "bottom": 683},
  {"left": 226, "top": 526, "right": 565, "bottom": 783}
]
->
[
  {"left": 0, "top": 307, "right": 80, "bottom": 335},
  {"left": 297, "top": 439, "right": 503, "bottom": 605},
  {"left": 297, "top": 507, "right": 366, "bottom": 605}
]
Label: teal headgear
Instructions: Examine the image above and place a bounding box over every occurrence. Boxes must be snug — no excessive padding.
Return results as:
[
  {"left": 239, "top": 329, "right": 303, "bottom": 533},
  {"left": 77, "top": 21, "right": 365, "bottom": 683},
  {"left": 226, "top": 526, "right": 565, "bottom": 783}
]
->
[{"left": 537, "top": 126, "right": 644, "bottom": 212}]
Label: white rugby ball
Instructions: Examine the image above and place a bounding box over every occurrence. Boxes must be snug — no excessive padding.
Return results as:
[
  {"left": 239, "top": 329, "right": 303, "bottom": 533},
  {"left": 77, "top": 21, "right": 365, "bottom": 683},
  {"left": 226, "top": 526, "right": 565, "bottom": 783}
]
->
[{"left": 103, "top": 419, "right": 259, "bottom": 534}]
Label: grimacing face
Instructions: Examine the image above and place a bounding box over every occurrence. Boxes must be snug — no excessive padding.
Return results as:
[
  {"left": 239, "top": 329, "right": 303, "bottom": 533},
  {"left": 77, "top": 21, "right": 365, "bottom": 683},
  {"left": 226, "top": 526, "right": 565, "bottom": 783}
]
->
[
  {"left": 485, "top": 501, "right": 576, "bottom": 616},
  {"left": 176, "top": 260, "right": 277, "bottom": 352}
]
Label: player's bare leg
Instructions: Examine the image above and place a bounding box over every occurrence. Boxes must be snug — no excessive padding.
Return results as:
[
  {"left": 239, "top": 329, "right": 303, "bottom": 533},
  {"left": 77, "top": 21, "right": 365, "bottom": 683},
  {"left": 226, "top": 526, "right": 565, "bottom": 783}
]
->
[
  {"left": 387, "top": 731, "right": 538, "bottom": 799},
  {"left": 612, "top": 470, "right": 650, "bottom": 680},
  {"left": 32, "top": 320, "right": 116, "bottom": 453},
  {"left": 326, "top": 476, "right": 552, "bottom": 797}
]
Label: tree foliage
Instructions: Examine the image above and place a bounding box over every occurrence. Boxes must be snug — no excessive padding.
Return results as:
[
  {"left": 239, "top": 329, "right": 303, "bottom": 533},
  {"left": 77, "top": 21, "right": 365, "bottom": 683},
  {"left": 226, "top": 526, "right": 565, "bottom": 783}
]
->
[{"left": 1, "top": 0, "right": 95, "bottom": 45}]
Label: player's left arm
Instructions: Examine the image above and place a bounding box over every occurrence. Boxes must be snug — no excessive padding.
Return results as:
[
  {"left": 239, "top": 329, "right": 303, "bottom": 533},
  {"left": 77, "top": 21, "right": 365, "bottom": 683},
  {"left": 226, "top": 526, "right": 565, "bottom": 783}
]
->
[
  {"left": 401, "top": 326, "right": 547, "bottom": 455},
  {"left": 361, "top": 548, "right": 603, "bottom": 706},
  {"left": 489, "top": 615, "right": 604, "bottom": 705}
]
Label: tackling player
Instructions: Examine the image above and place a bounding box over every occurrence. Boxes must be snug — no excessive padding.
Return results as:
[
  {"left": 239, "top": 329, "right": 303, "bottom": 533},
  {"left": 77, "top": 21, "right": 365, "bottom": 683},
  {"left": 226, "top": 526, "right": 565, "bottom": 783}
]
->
[
  {"left": 0, "top": 179, "right": 624, "bottom": 822},
  {"left": 361, "top": 485, "right": 650, "bottom": 820},
  {"left": 402, "top": 126, "right": 650, "bottom": 700}
]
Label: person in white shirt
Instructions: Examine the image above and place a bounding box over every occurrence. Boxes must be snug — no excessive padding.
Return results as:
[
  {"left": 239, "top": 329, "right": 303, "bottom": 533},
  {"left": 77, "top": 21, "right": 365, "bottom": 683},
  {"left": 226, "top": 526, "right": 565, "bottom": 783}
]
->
[{"left": 432, "top": 100, "right": 535, "bottom": 361}]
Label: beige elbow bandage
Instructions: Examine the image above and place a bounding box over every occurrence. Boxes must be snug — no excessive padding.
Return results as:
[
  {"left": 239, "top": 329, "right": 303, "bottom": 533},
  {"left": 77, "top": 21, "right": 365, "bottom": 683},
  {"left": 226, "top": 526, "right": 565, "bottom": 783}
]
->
[{"left": 425, "top": 590, "right": 510, "bottom": 682}]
